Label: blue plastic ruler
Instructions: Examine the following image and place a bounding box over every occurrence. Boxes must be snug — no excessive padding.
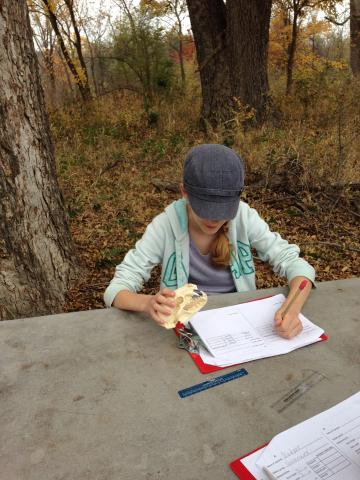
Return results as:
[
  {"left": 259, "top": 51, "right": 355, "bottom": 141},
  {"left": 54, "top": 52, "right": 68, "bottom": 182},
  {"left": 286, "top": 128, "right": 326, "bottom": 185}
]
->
[{"left": 178, "top": 368, "right": 248, "bottom": 398}]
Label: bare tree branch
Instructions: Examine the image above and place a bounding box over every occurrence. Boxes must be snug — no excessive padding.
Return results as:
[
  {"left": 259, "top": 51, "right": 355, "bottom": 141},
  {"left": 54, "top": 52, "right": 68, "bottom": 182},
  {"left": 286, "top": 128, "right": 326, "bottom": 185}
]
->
[{"left": 325, "top": 15, "right": 350, "bottom": 26}]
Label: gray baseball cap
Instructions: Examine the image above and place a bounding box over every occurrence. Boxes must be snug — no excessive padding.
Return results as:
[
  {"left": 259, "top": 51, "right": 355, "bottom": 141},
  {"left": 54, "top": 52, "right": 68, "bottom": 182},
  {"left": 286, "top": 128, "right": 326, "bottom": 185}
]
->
[{"left": 183, "top": 144, "right": 244, "bottom": 220}]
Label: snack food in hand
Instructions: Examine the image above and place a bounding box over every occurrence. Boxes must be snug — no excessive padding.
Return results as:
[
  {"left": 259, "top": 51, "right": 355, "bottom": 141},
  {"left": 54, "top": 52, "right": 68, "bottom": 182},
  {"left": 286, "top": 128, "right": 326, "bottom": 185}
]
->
[{"left": 159, "top": 283, "right": 207, "bottom": 329}]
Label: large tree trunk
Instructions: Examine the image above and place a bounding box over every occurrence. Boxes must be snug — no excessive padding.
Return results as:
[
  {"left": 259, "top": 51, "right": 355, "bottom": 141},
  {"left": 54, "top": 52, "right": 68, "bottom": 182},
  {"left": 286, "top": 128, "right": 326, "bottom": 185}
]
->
[
  {"left": 0, "top": 0, "right": 77, "bottom": 320},
  {"left": 186, "top": 0, "right": 233, "bottom": 127},
  {"left": 187, "top": 0, "right": 272, "bottom": 127},
  {"left": 350, "top": 0, "right": 360, "bottom": 75},
  {"left": 227, "top": 0, "right": 272, "bottom": 121}
]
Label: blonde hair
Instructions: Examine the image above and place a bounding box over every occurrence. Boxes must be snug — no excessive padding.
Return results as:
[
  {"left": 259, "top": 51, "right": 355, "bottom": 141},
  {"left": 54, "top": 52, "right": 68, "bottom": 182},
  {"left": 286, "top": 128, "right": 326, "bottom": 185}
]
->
[{"left": 210, "top": 222, "right": 232, "bottom": 268}]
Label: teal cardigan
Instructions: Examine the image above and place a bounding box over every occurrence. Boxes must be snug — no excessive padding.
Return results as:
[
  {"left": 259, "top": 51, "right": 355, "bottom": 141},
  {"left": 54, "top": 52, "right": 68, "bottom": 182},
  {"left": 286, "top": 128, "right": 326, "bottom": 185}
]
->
[{"left": 104, "top": 199, "right": 315, "bottom": 307}]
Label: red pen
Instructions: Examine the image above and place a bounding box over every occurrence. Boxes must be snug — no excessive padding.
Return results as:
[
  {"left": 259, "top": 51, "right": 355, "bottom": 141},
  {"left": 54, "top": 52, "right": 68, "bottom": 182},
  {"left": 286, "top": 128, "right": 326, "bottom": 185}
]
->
[{"left": 282, "top": 280, "right": 308, "bottom": 316}]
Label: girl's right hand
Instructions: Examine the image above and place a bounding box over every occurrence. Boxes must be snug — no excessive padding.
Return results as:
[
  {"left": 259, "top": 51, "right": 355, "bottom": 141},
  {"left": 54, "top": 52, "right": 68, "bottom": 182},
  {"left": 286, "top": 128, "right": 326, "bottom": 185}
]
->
[{"left": 145, "top": 288, "right": 176, "bottom": 326}]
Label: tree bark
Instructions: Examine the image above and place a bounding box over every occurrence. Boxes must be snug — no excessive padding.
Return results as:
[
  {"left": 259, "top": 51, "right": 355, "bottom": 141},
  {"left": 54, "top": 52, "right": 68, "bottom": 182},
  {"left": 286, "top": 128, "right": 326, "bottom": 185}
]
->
[
  {"left": 350, "top": 0, "right": 360, "bottom": 75},
  {"left": 286, "top": 5, "right": 299, "bottom": 94},
  {"left": 178, "top": 34, "right": 186, "bottom": 86},
  {"left": 0, "top": 0, "right": 77, "bottom": 320},
  {"left": 227, "top": 0, "right": 272, "bottom": 121},
  {"left": 83, "top": 26, "right": 99, "bottom": 96},
  {"left": 173, "top": 0, "right": 186, "bottom": 87},
  {"left": 187, "top": 0, "right": 272, "bottom": 127},
  {"left": 186, "top": 0, "right": 233, "bottom": 127}
]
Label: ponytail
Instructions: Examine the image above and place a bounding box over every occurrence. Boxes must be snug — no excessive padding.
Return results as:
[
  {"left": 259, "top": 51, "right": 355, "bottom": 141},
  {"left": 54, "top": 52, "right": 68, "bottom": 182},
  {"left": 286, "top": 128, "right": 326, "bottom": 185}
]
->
[{"left": 210, "top": 222, "right": 232, "bottom": 268}]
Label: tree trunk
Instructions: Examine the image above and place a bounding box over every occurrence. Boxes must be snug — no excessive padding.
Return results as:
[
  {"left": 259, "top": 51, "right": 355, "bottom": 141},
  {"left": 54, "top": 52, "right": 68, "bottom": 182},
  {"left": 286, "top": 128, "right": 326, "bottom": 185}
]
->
[
  {"left": 83, "top": 27, "right": 99, "bottom": 97},
  {"left": 173, "top": 1, "right": 186, "bottom": 87},
  {"left": 186, "top": 0, "right": 233, "bottom": 127},
  {"left": 227, "top": 0, "right": 272, "bottom": 122},
  {"left": 286, "top": 8, "right": 299, "bottom": 94},
  {"left": 64, "top": 0, "right": 92, "bottom": 97},
  {"left": 0, "top": 0, "right": 77, "bottom": 320},
  {"left": 41, "top": 0, "right": 91, "bottom": 101},
  {"left": 44, "top": 32, "right": 57, "bottom": 104},
  {"left": 178, "top": 30, "right": 186, "bottom": 87},
  {"left": 57, "top": 46, "right": 76, "bottom": 99},
  {"left": 350, "top": 0, "right": 360, "bottom": 75},
  {"left": 187, "top": 0, "right": 272, "bottom": 127}
]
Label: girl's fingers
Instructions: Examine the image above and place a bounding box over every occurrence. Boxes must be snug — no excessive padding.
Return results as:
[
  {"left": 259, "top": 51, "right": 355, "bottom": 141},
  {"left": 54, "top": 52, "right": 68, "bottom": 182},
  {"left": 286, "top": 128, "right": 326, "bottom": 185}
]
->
[
  {"left": 155, "top": 304, "right": 174, "bottom": 316},
  {"left": 277, "top": 318, "right": 303, "bottom": 339},
  {"left": 149, "top": 289, "right": 176, "bottom": 326},
  {"left": 277, "top": 313, "right": 298, "bottom": 333},
  {"left": 286, "top": 322, "right": 303, "bottom": 339},
  {"left": 153, "top": 315, "right": 166, "bottom": 326},
  {"left": 149, "top": 300, "right": 174, "bottom": 325},
  {"left": 156, "top": 294, "right": 176, "bottom": 308},
  {"left": 154, "top": 318, "right": 166, "bottom": 326},
  {"left": 160, "top": 288, "right": 176, "bottom": 298},
  {"left": 149, "top": 307, "right": 166, "bottom": 325},
  {"left": 274, "top": 309, "right": 283, "bottom": 326}
]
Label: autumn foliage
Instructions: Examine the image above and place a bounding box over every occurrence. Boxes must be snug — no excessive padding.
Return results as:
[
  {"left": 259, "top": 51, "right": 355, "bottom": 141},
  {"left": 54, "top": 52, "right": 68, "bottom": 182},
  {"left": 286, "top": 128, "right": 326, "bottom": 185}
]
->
[{"left": 29, "top": 2, "right": 359, "bottom": 312}]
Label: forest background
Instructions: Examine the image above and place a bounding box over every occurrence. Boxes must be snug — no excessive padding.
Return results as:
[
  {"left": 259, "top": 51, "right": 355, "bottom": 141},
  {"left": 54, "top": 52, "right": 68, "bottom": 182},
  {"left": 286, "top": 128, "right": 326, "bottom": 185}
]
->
[{"left": 1, "top": 0, "right": 359, "bottom": 318}]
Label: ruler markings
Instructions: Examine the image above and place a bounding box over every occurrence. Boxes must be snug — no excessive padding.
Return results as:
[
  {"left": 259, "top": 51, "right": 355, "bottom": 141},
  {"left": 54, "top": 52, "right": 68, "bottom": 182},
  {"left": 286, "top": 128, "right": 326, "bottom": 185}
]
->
[
  {"left": 178, "top": 368, "right": 248, "bottom": 398},
  {"left": 271, "top": 371, "right": 326, "bottom": 413}
]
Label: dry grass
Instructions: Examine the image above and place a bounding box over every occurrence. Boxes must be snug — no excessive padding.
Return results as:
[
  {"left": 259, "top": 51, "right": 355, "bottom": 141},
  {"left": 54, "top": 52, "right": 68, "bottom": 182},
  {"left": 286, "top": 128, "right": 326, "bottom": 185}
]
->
[{"left": 50, "top": 85, "right": 360, "bottom": 313}]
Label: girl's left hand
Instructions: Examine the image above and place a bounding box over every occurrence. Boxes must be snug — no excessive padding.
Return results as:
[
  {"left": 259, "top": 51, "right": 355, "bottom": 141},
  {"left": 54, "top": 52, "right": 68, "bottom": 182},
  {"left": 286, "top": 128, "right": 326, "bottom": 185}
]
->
[{"left": 274, "top": 307, "right": 303, "bottom": 339}]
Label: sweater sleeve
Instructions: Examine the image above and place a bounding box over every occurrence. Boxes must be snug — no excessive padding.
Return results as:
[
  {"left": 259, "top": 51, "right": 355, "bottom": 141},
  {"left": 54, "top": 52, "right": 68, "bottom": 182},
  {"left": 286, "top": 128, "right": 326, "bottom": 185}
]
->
[
  {"left": 103, "top": 215, "right": 166, "bottom": 307},
  {"left": 246, "top": 206, "right": 315, "bottom": 284}
]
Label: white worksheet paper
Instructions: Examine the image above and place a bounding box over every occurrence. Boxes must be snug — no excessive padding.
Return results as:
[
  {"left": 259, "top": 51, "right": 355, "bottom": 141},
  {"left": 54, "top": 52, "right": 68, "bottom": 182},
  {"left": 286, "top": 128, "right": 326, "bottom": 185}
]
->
[
  {"left": 189, "top": 294, "right": 324, "bottom": 367},
  {"left": 256, "top": 391, "right": 360, "bottom": 480}
]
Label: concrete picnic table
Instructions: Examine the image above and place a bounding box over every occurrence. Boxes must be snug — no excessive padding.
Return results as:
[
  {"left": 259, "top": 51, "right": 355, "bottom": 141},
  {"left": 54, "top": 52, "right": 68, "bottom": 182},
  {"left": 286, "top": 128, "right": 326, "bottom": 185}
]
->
[{"left": 1, "top": 278, "right": 359, "bottom": 480}]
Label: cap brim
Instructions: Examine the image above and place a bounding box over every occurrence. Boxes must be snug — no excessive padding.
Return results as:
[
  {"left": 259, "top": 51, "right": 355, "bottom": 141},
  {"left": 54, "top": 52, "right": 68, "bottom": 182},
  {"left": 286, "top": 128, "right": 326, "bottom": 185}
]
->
[{"left": 188, "top": 193, "right": 240, "bottom": 221}]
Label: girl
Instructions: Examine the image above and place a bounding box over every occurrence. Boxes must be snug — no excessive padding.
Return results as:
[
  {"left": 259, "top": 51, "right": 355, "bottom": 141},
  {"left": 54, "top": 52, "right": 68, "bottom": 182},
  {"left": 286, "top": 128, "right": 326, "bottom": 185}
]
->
[{"left": 104, "top": 144, "right": 315, "bottom": 339}]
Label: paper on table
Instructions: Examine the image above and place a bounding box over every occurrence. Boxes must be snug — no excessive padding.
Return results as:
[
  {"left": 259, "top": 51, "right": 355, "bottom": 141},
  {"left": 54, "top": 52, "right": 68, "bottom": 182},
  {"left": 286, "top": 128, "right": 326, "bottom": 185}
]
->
[
  {"left": 189, "top": 294, "right": 324, "bottom": 367},
  {"left": 256, "top": 391, "right": 360, "bottom": 480}
]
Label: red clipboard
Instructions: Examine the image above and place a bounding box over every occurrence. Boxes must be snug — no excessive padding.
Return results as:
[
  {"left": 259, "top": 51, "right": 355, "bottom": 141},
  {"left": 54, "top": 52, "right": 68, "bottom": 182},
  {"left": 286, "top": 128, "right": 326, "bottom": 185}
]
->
[
  {"left": 229, "top": 443, "right": 268, "bottom": 479},
  {"left": 187, "top": 333, "right": 328, "bottom": 374},
  {"left": 175, "top": 295, "right": 328, "bottom": 374}
]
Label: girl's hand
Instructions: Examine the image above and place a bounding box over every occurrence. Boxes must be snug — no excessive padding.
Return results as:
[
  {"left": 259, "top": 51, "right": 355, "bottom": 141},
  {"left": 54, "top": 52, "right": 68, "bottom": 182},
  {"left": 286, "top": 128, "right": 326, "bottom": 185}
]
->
[
  {"left": 274, "top": 306, "right": 303, "bottom": 339},
  {"left": 145, "top": 288, "right": 176, "bottom": 326},
  {"left": 275, "top": 276, "right": 311, "bottom": 339}
]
